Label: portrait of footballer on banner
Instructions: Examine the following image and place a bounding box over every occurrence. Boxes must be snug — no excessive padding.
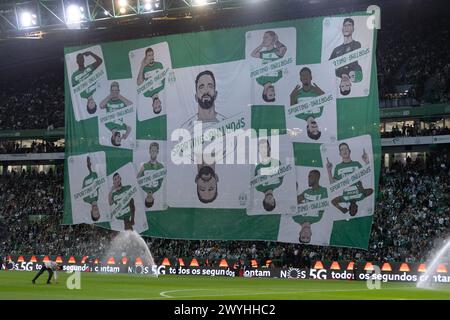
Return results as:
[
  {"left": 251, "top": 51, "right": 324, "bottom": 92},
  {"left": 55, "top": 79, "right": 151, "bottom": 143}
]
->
[
  {"left": 166, "top": 61, "right": 251, "bottom": 209},
  {"left": 321, "top": 16, "right": 374, "bottom": 98},
  {"left": 277, "top": 165, "right": 335, "bottom": 246},
  {"left": 320, "top": 135, "right": 375, "bottom": 219},
  {"left": 247, "top": 136, "right": 297, "bottom": 215},
  {"left": 97, "top": 79, "right": 136, "bottom": 150},
  {"left": 107, "top": 163, "right": 148, "bottom": 233},
  {"left": 65, "top": 45, "right": 108, "bottom": 121},
  {"left": 68, "top": 151, "right": 110, "bottom": 224},
  {"left": 245, "top": 27, "right": 296, "bottom": 105},
  {"left": 133, "top": 140, "right": 168, "bottom": 211},
  {"left": 129, "top": 41, "right": 172, "bottom": 121},
  {"left": 285, "top": 63, "right": 337, "bottom": 143}
]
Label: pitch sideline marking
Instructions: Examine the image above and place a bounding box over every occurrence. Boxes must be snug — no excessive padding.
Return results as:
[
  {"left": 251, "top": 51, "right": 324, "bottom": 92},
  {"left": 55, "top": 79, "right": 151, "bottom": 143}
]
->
[
  {"left": 156, "top": 286, "right": 410, "bottom": 299},
  {"left": 160, "top": 288, "right": 212, "bottom": 298}
]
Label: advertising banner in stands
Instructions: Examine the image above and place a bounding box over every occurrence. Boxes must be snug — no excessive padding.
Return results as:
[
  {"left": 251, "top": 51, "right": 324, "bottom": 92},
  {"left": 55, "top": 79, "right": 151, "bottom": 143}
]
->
[
  {"left": 64, "top": 12, "right": 381, "bottom": 249},
  {"left": 4, "top": 256, "right": 449, "bottom": 284}
]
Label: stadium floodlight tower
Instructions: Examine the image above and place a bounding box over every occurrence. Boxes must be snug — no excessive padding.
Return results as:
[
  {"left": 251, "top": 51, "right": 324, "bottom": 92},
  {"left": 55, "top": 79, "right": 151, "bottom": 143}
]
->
[
  {"left": 64, "top": 1, "right": 88, "bottom": 28},
  {"left": 16, "top": 1, "right": 40, "bottom": 30},
  {"left": 191, "top": 0, "right": 217, "bottom": 7}
]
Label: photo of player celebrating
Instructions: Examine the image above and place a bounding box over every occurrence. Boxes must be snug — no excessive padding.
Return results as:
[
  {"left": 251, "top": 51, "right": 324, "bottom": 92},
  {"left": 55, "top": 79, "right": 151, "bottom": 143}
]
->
[
  {"left": 71, "top": 50, "right": 103, "bottom": 114},
  {"left": 251, "top": 30, "right": 287, "bottom": 103},
  {"left": 82, "top": 156, "right": 100, "bottom": 221},
  {"left": 137, "top": 47, "right": 165, "bottom": 115},
  {"left": 326, "top": 143, "right": 373, "bottom": 216},
  {"left": 137, "top": 142, "right": 165, "bottom": 208},
  {"left": 100, "top": 81, "right": 132, "bottom": 147},
  {"left": 109, "top": 172, "right": 135, "bottom": 231}
]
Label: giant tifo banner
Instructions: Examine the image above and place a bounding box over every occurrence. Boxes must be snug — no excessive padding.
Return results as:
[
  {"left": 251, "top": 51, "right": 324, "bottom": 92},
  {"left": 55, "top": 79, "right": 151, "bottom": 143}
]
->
[{"left": 63, "top": 12, "right": 381, "bottom": 249}]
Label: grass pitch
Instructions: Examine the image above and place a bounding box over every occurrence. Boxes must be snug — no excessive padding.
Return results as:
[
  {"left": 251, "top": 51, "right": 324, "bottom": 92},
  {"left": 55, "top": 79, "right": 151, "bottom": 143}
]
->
[{"left": 0, "top": 271, "right": 449, "bottom": 300}]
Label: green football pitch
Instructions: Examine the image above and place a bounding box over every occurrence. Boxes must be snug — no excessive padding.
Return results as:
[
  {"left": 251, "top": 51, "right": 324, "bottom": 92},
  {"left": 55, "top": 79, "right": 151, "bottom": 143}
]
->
[{"left": 1, "top": 271, "right": 449, "bottom": 300}]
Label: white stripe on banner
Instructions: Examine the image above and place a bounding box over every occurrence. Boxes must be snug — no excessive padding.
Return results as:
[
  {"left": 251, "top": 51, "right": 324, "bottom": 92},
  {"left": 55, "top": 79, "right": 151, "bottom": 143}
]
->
[
  {"left": 330, "top": 47, "right": 370, "bottom": 69},
  {"left": 250, "top": 163, "right": 293, "bottom": 188},
  {"left": 136, "top": 68, "right": 170, "bottom": 95},
  {"left": 250, "top": 56, "right": 294, "bottom": 78},
  {"left": 111, "top": 186, "right": 138, "bottom": 218},
  {"left": 99, "top": 105, "right": 135, "bottom": 124},
  {"left": 286, "top": 93, "right": 334, "bottom": 118},
  {"left": 73, "top": 69, "right": 105, "bottom": 95},
  {"left": 73, "top": 176, "right": 107, "bottom": 200},
  {"left": 328, "top": 165, "right": 372, "bottom": 194},
  {"left": 137, "top": 168, "right": 167, "bottom": 188}
]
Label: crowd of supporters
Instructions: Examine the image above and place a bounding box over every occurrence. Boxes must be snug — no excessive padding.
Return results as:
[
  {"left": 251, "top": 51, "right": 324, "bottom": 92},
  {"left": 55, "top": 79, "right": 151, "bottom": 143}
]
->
[
  {"left": 0, "top": 140, "right": 64, "bottom": 154},
  {"left": 377, "top": 9, "right": 450, "bottom": 105},
  {"left": 1, "top": 149, "right": 448, "bottom": 266},
  {"left": 380, "top": 124, "right": 450, "bottom": 138},
  {"left": 0, "top": 73, "right": 64, "bottom": 131}
]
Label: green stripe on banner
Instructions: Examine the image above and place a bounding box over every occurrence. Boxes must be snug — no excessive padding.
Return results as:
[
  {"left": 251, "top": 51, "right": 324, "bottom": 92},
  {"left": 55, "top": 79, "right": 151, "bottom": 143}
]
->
[
  {"left": 293, "top": 142, "right": 323, "bottom": 167},
  {"left": 143, "top": 209, "right": 280, "bottom": 240},
  {"left": 329, "top": 216, "right": 372, "bottom": 248},
  {"left": 136, "top": 115, "right": 167, "bottom": 141},
  {"left": 251, "top": 105, "right": 287, "bottom": 136}
]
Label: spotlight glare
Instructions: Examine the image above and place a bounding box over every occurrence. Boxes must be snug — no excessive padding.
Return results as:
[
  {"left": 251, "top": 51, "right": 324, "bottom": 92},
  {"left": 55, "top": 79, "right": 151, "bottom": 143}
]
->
[
  {"left": 194, "top": 0, "right": 208, "bottom": 6},
  {"left": 119, "top": 7, "right": 126, "bottom": 14},
  {"left": 144, "top": 3, "right": 152, "bottom": 11},
  {"left": 20, "top": 11, "right": 33, "bottom": 28},
  {"left": 66, "top": 5, "right": 82, "bottom": 24},
  {"left": 118, "top": 0, "right": 127, "bottom": 7}
]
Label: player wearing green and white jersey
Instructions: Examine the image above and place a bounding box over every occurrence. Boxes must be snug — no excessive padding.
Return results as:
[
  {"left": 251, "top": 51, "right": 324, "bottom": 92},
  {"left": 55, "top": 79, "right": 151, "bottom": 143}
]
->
[
  {"left": 254, "top": 139, "right": 284, "bottom": 212},
  {"left": 326, "top": 142, "right": 373, "bottom": 216},
  {"left": 109, "top": 172, "right": 135, "bottom": 231},
  {"left": 82, "top": 156, "right": 100, "bottom": 221},
  {"left": 329, "top": 18, "right": 363, "bottom": 95},
  {"left": 137, "top": 47, "right": 165, "bottom": 115},
  {"left": 180, "top": 70, "right": 228, "bottom": 163},
  {"left": 251, "top": 31, "right": 287, "bottom": 102},
  {"left": 331, "top": 181, "right": 373, "bottom": 216},
  {"left": 290, "top": 67, "right": 325, "bottom": 106},
  {"left": 181, "top": 70, "right": 227, "bottom": 132},
  {"left": 137, "top": 142, "right": 165, "bottom": 208},
  {"left": 292, "top": 211, "right": 324, "bottom": 244},
  {"left": 100, "top": 81, "right": 133, "bottom": 147},
  {"left": 289, "top": 68, "right": 325, "bottom": 140},
  {"left": 295, "top": 170, "right": 328, "bottom": 243},
  {"left": 71, "top": 51, "right": 103, "bottom": 114}
]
